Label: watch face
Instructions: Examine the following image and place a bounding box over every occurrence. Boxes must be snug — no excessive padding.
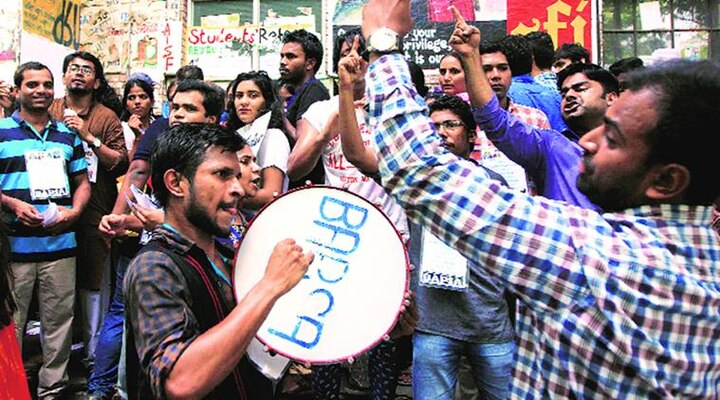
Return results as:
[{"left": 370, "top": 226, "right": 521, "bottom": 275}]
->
[{"left": 371, "top": 28, "right": 398, "bottom": 52}]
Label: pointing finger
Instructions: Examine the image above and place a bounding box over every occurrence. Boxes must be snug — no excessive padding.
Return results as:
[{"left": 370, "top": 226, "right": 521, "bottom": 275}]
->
[
  {"left": 350, "top": 34, "right": 360, "bottom": 56},
  {"left": 451, "top": 5, "right": 466, "bottom": 25}
]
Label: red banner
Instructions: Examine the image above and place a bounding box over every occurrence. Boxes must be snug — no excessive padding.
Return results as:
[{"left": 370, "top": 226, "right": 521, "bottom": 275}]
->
[{"left": 507, "top": 0, "right": 593, "bottom": 59}]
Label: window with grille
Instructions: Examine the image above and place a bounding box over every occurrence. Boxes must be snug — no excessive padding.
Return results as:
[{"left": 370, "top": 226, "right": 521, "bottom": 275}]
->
[{"left": 602, "top": 0, "right": 720, "bottom": 64}]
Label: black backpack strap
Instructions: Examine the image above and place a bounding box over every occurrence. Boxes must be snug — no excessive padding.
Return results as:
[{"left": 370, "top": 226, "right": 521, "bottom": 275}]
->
[{"left": 126, "top": 239, "right": 272, "bottom": 399}]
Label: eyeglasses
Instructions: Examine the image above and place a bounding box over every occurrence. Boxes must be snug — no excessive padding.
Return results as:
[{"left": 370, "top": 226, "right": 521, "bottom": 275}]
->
[
  {"left": 433, "top": 120, "right": 464, "bottom": 131},
  {"left": 68, "top": 64, "right": 95, "bottom": 76}
]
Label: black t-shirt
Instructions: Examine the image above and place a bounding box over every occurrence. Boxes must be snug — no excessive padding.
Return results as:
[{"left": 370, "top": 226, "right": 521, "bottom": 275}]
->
[
  {"left": 286, "top": 80, "right": 330, "bottom": 189},
  {"left": 286, "top": 79, "right": 330, "bottom": 127},
  {"left": 133, "top": 118, "right": 169, "bottom": 162}
]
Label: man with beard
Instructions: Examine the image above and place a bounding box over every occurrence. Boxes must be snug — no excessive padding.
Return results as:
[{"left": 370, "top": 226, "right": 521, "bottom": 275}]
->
[
  {"left": 92, "top": 80, "right": 225, "bottom": 399},
  {"left": 48, "top": 51, "right": 128, "bottom": 366},
  {"left": 280, "top": 29, "right": 330, "bottom": 188},
  {"left": 465, "top": 37, "right": 614, "bottom": 210},
  {"left": 0, "top": 61, "right": 91, "bottom": 398},
  {"left": 362, "top": 1, "right": 720, "bottom": 397},
  {"left": 124, "top": 124, "right": 313, "bottom": 399}
]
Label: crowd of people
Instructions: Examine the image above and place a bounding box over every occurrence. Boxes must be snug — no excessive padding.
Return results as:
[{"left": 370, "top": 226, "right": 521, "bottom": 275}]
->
[{"left": 1, "top": 0, "right": 720, "bottom": 398}]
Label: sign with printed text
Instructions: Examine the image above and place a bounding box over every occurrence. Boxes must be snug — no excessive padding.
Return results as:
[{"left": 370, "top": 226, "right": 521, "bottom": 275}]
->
[
  {"left": 508, "top": 0, "right": 594, "bottom": 59},
  {"left": 185, "top": 22, "right": 316, "bottom": 79}
]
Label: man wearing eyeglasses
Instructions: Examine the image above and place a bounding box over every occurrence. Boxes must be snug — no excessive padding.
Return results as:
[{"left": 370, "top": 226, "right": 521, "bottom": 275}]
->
[
  {"left": 405, "top": 94, "right": 515, "bottom": 400},
  {"left": 48, "top": 51, "right": 128, "bottom": 368}
]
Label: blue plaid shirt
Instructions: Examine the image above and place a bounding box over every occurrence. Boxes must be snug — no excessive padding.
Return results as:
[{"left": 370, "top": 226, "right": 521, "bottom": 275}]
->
[{"left": 367, "top": 53, "right": 720, "bottom": 398}]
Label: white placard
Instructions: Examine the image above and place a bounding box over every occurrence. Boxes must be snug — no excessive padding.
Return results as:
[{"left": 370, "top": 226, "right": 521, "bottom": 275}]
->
[
  {"left": 25, "top": 149, "right": 70, "bottom": 200},
  {"left": 419, "top": 229, "right": 468, "bottom": 291}
]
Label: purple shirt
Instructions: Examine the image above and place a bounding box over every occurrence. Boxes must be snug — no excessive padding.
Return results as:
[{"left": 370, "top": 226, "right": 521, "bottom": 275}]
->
[{"left": 472, "top": 96, "right": 598, "bottom": 210}]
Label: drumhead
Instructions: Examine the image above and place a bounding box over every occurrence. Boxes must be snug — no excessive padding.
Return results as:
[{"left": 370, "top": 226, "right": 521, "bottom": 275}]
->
[{"left": 233, "top": 186, "right": 409, "bottom": 364}]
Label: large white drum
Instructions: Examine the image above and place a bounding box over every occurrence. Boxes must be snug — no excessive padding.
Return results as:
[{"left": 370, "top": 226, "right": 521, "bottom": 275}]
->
[{"left": 233, "top": 186, "right": 408, "bottom": 364}]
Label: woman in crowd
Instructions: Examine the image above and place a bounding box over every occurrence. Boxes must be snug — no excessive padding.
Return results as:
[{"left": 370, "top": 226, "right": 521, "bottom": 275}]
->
[
  {"left": 438, "top": 52, "right": 468, "bottom": 101},
  {"left": 226, "top": 71, "right": 290, "bottom": 217},
  {"left": 120, "top": 74, "right": 156, "bottom": 158},
  {"left": 227, "top": 138, "right": 263, "bottom": 246}
]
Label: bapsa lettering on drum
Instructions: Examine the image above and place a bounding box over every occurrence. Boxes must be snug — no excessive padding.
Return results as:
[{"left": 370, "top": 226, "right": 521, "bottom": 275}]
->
[{"left": 267, "top": 195, "right": 368, "bottom": 349}]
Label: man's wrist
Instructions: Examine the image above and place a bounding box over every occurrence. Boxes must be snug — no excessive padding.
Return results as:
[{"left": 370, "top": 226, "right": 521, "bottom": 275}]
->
[{"left": 88, "top": 136, "right": 103, "bottom": 149}]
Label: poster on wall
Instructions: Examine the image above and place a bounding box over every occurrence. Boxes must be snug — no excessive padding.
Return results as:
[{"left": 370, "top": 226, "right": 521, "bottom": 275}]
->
[
  {"left": 186, "top": 18, "right": 316, "bottom": 80},
  {"left": 80, "top": 1, "right": 182, "bottom": 79},
  {"left": 508, "top": 0, "right": 594, "bottom": 58},
  {"left": 332, "top": 0, "right": 506, "bottom": 70},
  {"left": 0, "top": 1, "right": 21, "bottom": 80},
  {"left": 23, "top": 0, "right": 82, "bottom": 50},
  {"left": 80, "top": 2, "right": 132, "bottom": 73}
]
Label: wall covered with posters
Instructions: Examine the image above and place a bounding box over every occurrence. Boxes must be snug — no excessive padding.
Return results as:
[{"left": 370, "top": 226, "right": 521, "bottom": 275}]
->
[
  {"left": 331, "top": 0, "right": 596, "bottom": 73},
  {"left": 3, "top": 0, "right": 601, "bottom": 94},
  {"left": 508, "top": 0, "right": 595, "bottom": 59},
  {"left": 79, "top": 0, "right": 183, "bottom": 83},
  {"left": 0, "top": 0, "right": 21, "bottom": 82}
]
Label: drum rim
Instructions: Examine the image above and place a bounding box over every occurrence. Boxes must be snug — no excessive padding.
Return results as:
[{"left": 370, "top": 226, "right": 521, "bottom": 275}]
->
[{"left": 232, "top": 184, "right": 410, "bottom": 364}]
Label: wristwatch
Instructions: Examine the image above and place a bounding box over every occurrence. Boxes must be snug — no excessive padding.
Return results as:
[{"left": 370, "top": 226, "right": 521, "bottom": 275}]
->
[
  {"left": 366, "top": 28, "right": 401, "bottom": 54},
  {"left": 90, "top": 137, "right": 102, "bottom": 149}
]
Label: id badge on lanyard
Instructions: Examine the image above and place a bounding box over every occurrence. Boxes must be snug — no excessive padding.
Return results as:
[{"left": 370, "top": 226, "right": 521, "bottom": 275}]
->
[
  {"left": 418, "top": 229, "right": 469, "bottom": 291},
  {"left": 24, "top": 148, "right": 71, "bottom": 201}
]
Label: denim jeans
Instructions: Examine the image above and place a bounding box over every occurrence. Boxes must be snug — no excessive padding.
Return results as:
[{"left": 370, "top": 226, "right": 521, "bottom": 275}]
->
[
  {"left": 87, "top": 253, "right": 131, "bottom": 398},
  {"left": 412, "top": 332, "right": 515, "bottom": 400}
]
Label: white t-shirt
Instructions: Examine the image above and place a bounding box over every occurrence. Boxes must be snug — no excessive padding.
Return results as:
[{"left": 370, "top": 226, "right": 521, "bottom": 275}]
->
[
  {"left": 236, "top": 111, "right": 290, "bottom": 193},
  {"left": 302, "top": 96, "right": 409, "bottom": 239}
]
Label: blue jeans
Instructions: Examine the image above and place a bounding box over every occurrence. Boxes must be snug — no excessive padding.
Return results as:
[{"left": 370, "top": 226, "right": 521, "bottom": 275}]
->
[
  {"left": 412, "top": 332, "right": 515, "bottom": 400},
  {"left": 87, "top": 253, "right": 131, "bottom": 398}
]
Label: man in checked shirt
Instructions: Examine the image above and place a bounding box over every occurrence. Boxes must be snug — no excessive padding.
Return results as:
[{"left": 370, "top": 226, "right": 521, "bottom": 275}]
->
[
  {"left": 123, "top": 124, "right": 314, "bottom": 399},
  {"left": 360, "top": 0, "right": 720, "bottom": 397}
]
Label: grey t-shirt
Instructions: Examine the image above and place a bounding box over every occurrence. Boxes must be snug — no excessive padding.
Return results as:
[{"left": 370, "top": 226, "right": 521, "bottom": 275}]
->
[{"left": 407, "top": 164, "right": 515, "bottom": 343}]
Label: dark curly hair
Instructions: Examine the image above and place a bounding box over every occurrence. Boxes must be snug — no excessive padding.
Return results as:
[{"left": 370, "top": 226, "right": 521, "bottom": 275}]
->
[
  {"left": 500, "top": 35, "right": 533, "bottom": 76},
  {"left": 526, "top": 31, "right": 555, "bottom": 70},
  {"left": 428, "top": 94, "right": 477, "bottom": 133},
  {"left": 283, "top": 29, "right": 324, "bottom": 74},
  {"left": 151, "top": 124, "right": 247, "bottom": 208},
  {"left": 553, "top": 43, "right": 590, "bottom": 64}
]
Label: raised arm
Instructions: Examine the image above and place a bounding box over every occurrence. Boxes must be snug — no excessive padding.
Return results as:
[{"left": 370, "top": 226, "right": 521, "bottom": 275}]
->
[
  {"left": 160, "top": 240, "right": 313, "bottom": 399},
  {"left": 338, "top": 36, "right": 378, "bottom": 174},
  {"left": 287, "top": 110, "right": 336, "bottom": 181}
]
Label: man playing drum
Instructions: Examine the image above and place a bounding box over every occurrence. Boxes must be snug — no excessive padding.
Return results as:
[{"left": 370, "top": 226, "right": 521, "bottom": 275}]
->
[{"left": 123, "top": 123, "right": 314, "bottom": 399}]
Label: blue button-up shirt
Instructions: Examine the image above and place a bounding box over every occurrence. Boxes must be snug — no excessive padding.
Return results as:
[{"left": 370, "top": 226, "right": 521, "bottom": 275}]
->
[
  {"left": 509, "top": 74, "right": 568, "bottom": 133},
  {"left": 472, "top": 95, "right": 597, "bottom": 210}
]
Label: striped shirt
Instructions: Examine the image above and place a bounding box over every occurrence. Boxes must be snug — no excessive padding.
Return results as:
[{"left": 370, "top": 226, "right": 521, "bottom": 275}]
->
[
  {"left": 0, "top": 112, "right": 87, "bottom": 261},
  {"left": 367, "top": 53, "right": 720, "bottom": 398}
]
